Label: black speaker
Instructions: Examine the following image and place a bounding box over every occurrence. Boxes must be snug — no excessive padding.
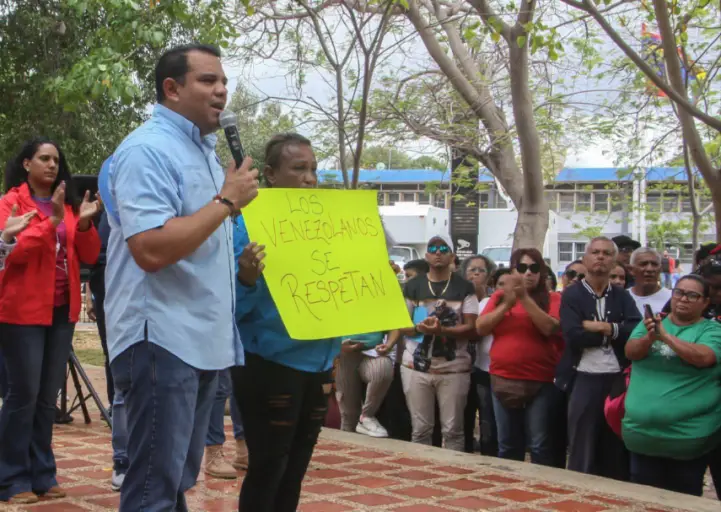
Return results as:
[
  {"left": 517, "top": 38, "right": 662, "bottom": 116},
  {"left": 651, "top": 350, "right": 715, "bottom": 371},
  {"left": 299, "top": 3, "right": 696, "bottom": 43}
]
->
[{"left": 73, "top": 174, "right": 98, "bottom": 199}]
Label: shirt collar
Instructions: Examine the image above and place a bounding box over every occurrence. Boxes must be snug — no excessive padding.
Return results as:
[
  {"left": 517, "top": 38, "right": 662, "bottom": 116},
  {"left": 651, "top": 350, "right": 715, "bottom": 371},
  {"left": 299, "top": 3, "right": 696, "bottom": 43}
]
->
[
  {"left": 581, "top": 278, "right": 611, "bottom": 299},
  {"left": 152, "top": 104, "right": 218, "bottom": 152}
]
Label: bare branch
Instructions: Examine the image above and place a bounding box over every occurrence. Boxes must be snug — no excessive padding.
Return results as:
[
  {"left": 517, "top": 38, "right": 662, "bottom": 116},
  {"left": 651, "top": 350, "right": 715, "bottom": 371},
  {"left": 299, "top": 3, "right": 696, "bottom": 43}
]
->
[{"left": 560, "top": 0, "right": 721, "bottom": 133}]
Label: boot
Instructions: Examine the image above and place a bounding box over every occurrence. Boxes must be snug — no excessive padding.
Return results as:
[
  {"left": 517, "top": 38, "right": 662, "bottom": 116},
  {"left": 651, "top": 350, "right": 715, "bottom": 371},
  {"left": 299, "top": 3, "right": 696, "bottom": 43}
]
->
[
  {"left": 204, "top": 445, "right": 237, "bottom": 479},
  {"left": 232, "top": 438, "right": 249, "bottom": 470}
]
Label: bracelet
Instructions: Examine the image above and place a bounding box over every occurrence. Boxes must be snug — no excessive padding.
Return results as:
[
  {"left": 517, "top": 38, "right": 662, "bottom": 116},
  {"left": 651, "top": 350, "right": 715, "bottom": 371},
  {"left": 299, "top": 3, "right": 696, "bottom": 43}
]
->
[{"left": 213, "top": 195, "right": 238, "bottom": 218}]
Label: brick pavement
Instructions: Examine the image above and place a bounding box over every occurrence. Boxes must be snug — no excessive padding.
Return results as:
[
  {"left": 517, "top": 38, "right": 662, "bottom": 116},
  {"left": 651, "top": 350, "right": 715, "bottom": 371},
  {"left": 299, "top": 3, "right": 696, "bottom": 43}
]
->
[{"left": 0, "top": 364, "right": 717, "bottom": 512}]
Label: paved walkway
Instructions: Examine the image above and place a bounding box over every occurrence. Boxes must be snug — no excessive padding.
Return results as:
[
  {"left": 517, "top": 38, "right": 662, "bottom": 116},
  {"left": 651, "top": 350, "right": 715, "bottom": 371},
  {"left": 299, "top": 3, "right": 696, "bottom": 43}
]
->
[{"left": 1, "top": 365, "right": 718, "bottom": 512}]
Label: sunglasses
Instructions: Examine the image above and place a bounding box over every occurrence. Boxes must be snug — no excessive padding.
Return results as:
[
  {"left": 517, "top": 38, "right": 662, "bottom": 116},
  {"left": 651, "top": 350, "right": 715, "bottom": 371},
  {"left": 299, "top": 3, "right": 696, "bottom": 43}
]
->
[
  {"left": 516, "top": 263, "right": 541, "bottom": 274},
  {"left": 672, "top": 288, "right": 704, "bottom": 302},
  {"left": 427, "top": 244, "right": 451, "bottom": 255},
  {"left": 609, "top": 273, "right": 623, "bottom": 280},
  {"left": 565, "top": 269, "right": 585, "bottom": 281}
]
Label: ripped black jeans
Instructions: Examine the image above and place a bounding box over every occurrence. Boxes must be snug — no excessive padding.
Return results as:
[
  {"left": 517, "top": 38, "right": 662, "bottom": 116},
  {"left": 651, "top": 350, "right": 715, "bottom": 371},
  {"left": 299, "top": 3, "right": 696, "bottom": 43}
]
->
[{"left": 231, "top": 353, "right": 330, "bottom": 512}]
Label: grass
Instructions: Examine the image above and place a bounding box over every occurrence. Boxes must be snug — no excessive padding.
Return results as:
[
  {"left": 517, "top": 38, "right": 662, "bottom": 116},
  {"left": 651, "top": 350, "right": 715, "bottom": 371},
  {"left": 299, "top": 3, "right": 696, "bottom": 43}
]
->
[{"left": 73, "top": 348, "right": 106, "bottom": 367}]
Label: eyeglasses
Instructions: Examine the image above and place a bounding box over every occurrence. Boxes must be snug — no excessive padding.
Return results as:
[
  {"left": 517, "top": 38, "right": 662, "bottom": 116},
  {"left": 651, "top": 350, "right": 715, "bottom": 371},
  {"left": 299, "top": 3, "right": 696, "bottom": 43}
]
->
[
  {"left": 427, "top": 245, "right": 451, "bottom": 255},
  {"left": 468, "top": 267, "right": 487, "bottom": 274},
  {"left": 565, "top": 269, "right": 585, "bottom": 281},
  {"left": 619, "top": 246, "right": 635, "bottom": 253},
  {"left": 516, "top": 263, "right": 541, "bottom": 274},
  {"left": 672, "top": 288, "right": 704, "bottom": 302},
  {"left": 609, "top": 273, "right": 623, "bottom": 280}
]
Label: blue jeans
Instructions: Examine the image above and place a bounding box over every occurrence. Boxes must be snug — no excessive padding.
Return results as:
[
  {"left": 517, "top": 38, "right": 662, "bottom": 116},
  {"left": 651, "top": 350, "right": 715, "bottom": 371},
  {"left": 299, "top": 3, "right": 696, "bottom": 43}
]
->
[
  {"left": 0, "top": 348, "right": 7, "bottom": 399},
  {"left": 0, "top": 307, "right": 75, "bottom": 500},
  {"left": 492, "top": 381, "right": 554, "bottom": 466},
  {"left": 111, "top": 341, "right": 218, "bottom": 512},
  {"left": 206, "top": 369, "right": 244, "bottom": 446},
  {"left": 662, "top": 273, "right": 672, "bottom": 288},
  {"left": 111, "top": 386, "right": 128, "bottom": 472},
  {"left": 475, "top": 371, "right": 497, "bottom": 457}
]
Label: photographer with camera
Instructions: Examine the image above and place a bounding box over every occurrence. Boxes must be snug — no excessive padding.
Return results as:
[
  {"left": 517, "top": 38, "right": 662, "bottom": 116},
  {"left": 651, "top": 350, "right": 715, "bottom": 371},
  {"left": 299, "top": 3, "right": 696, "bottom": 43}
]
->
[{"left": 399, "top": 235, "right": 478, "bottom": 452}]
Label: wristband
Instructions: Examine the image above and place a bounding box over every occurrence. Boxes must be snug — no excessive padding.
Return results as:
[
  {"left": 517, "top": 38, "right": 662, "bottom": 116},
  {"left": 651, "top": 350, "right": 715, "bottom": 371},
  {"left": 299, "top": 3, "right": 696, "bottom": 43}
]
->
[{"left": 214, "top": 195, "right": 239, "bottom": 218}]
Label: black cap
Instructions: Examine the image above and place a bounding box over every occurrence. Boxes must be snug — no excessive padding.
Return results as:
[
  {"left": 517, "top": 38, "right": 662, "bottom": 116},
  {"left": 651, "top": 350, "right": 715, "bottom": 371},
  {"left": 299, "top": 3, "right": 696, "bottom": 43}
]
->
[{"left": 612, "top": 235, "right": 641, "bottom": 250}]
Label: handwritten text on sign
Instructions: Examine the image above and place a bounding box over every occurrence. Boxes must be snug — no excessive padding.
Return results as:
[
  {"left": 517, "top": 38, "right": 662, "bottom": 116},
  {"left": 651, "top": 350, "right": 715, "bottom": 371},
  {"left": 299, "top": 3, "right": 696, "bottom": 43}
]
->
[{"left": 242, "top": 189, "right": 412, "bottom": 340}]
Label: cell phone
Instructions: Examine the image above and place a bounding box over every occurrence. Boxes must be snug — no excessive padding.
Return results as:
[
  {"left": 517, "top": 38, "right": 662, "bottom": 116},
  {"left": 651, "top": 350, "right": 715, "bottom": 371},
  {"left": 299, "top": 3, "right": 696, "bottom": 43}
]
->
[{"left": 643, "top": 304, "right": 659, "bottom": 333}]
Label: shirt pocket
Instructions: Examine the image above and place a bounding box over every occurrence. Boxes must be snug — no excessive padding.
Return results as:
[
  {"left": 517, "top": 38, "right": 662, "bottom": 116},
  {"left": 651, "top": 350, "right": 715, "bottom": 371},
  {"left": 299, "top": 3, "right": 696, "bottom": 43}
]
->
[
  {"left": 180, "top": 168, "right": 222, "bottom": 261},
  {"left": 181, "top": 166, "right": 219, "bottom": 216}
]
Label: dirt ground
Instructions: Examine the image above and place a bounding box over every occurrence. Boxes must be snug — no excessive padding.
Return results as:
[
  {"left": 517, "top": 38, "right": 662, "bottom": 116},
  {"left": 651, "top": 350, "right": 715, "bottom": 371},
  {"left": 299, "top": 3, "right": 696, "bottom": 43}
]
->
[{"left": 74, "top": 325, "right": 102, "bottom": 351}]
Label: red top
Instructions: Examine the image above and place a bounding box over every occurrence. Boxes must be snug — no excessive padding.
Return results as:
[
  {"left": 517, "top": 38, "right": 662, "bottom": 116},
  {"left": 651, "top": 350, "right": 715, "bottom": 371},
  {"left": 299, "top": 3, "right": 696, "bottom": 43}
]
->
[
  {"left": 31, "top": 196, "right": 69, "bottom": 306},
  {"left": 483, "top": 290, "right": 562, "bottom": 382},
  {"left": 0, "top": 183, "right": 100, "bottom": 325}
]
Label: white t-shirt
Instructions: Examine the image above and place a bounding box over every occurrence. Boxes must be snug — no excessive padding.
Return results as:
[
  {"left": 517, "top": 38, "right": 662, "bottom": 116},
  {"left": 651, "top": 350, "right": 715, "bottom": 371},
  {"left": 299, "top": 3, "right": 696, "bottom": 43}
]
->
[
  {"left": 474, "top": 297, "right": 493, "bottom": 372},
  {"left": 576, "top": 290, "right": 621, "bottom": 373},
  {"left": 629, "top": 287, "right": 672, "bottom": 316}
]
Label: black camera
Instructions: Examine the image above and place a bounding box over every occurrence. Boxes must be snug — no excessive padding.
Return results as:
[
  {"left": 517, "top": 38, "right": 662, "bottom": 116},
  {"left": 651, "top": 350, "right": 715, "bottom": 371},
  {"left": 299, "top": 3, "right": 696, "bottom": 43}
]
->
[{"left": 412, "top": 300, "right": 459, "bottom": 371}]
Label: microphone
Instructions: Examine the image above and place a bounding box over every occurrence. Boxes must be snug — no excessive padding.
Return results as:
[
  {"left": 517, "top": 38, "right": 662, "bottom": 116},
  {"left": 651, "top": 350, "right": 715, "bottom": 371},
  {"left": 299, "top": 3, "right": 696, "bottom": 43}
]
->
[{"left": 219, "top": 110, "right": 246, "bottom": 167}]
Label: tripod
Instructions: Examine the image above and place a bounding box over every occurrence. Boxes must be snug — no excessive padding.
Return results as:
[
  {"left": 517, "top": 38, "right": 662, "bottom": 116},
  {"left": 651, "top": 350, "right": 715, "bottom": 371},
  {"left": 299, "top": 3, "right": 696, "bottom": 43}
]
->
[{"left": 56, "top": 349, "right": 111, "bottom": 425}]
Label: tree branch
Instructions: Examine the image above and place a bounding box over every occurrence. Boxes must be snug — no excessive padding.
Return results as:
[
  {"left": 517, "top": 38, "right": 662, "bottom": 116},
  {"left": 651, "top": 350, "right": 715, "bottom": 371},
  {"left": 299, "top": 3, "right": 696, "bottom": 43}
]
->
[
  {"left": 468, "top": 0, "right": 512, "bottom": 41},
  {"left": 560, "top": 0, "right": 721, "bottom": 133}
]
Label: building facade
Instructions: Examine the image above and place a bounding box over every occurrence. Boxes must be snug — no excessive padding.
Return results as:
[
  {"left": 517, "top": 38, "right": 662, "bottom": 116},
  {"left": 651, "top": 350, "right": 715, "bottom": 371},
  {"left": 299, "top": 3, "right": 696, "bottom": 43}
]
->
[{"left": 319, "top": 167, "right": 717, "bottom": 268}]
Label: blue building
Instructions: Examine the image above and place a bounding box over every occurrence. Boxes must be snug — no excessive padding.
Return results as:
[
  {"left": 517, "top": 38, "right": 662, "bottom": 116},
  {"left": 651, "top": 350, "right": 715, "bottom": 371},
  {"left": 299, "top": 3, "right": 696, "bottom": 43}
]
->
[{"left": 319, "top": 167, "right": 716, "bottom": 267}]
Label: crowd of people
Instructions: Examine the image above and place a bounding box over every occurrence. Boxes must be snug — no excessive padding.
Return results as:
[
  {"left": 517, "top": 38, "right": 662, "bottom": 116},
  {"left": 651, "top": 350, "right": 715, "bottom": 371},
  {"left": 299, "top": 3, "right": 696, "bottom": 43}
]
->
[{"left": 0, "top": 41, "right": 719, "bottom": 512}]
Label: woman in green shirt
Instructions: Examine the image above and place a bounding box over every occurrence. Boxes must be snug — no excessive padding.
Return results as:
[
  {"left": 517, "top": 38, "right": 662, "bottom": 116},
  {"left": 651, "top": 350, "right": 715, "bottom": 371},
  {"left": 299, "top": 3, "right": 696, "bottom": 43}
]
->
[{"left": 624, "top": 274, "right": 721, "bottom": 496}]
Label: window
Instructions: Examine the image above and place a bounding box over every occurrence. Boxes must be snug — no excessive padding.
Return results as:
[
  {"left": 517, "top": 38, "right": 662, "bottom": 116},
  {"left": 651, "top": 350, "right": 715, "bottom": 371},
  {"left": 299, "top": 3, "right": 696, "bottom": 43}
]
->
[
  {"left": 559, "top": 242, "right": 573, "bottom": 262},
  {"left": 646, "top": 193, "right": 661, "bottom": 213},
  {"left": 479, "top": 192, "right": 491, "bottom": 208},
  {"left": 559, "top": 192, "right": 574, "bottom": 212},
  {"left": 699, "top": 196, "right": 712, "bottom": 211},
  {"left": 417, "top": 192, "right": 430, "bottom": 205},
  {"left": 402, "top": 192, "right": 415, "bottom": 202},
  {"left": 545, "top": 191, "right": 557, "bottom": 210},
  {"left": 433, "top": 193, "right": 447, "bottom": 208},
  {"left": 377, "top": 192, "right": 386, "bottom": 206},
  {"left": 558, "top": 241, "right": 586, "bottom": 263},
  {"left": 388, "top": 192, "right": 399, "bottom": 205},
  {"left": 680, "top": 195, "right": 693, "bottom": 213},
  {"left": 495, "top": 196, "right": 509, "bottom": 209},
  {"left": 594, "top": 192, "right": 609, "bottom": 212},
  {"left": 662, "top": 193, "right": 679, "bottom": 213},
  {"left": 610, "top": 191, "right": 625, "bottom": 212},
  {"left": 576, "top": 192, "right": 592, "bottom": 212}
]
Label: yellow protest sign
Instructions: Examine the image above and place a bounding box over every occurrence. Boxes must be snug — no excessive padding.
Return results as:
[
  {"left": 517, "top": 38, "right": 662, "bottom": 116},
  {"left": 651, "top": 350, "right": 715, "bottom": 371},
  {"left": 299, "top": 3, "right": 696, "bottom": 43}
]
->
[{"left": 241, "top": 188, "right": 413, "bottom": 340}]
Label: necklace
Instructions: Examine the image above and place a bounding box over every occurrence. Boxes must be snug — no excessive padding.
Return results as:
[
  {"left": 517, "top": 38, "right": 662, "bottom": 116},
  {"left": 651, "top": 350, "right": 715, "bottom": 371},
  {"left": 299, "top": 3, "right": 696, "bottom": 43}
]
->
[{"left": 427, "top": 277, "right": 451, "bottom": 298}]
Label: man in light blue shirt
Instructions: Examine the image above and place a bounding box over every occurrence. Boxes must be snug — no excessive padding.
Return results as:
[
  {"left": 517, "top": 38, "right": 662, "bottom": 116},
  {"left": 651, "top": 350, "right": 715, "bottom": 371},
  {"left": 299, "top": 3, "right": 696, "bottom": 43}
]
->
[{"left": 104, "top": 43, "right": 259, "bottom": 511}]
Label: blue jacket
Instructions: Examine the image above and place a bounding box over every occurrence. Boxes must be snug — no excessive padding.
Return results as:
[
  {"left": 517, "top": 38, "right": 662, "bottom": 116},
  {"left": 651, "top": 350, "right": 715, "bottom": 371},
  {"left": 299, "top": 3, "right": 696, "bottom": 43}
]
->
[
  {"left": 233, "top": 216, "right": 341, "bottom": 372},
  {"left": 555, "top": 281, "right": 641, "bottom": 392}
]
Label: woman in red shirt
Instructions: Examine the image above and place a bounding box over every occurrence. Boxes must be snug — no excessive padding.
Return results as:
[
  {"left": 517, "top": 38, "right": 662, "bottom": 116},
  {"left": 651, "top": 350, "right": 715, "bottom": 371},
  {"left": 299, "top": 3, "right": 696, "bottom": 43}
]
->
[
  {"left": 476, "top": 248, "right": 561, "bottom": 465},
  {"left": 0, "top": 138, "right": 100, "bottom": 504}
]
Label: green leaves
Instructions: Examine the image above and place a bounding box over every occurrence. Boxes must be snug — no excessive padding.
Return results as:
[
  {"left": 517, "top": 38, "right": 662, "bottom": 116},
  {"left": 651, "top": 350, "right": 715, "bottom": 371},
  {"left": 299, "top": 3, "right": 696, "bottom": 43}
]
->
[{"left": 0, "top": 0, "right": 236, "bottom": 177}]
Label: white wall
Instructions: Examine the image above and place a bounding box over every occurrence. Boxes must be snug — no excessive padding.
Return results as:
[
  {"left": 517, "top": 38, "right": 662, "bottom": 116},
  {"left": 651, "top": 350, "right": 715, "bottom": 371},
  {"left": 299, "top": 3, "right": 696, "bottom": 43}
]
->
[
  {"left": 477, "top": 210, "right": 517, "bottom": 248},
  {"left": 380, "top": 203, "right": 450, "bottom": 246}
]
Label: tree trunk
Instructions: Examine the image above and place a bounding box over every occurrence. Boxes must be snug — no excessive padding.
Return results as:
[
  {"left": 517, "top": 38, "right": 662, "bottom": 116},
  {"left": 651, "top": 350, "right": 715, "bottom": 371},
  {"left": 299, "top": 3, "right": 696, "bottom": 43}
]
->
[
  {"left": 652, "top": 0, "right": 721, "bottom": 242},
  {"left": 507, "top": 39, "right": 548, "bottom": 251},
  {"left": 682, "top": 142, "right": 700, "bottom": 252},
  {"left": 405, "top": 0, "right": 549, "bottom": 251}
]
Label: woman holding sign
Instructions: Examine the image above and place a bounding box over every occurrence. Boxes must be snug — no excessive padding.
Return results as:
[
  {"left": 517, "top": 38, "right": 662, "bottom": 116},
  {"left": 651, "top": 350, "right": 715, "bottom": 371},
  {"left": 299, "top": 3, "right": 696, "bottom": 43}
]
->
[{"left": 230, "top": 133, "right": 342, "bottom": 512}]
